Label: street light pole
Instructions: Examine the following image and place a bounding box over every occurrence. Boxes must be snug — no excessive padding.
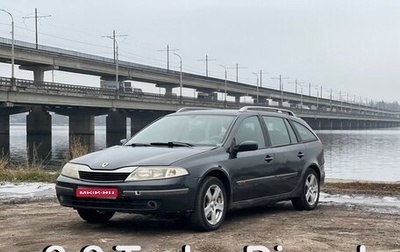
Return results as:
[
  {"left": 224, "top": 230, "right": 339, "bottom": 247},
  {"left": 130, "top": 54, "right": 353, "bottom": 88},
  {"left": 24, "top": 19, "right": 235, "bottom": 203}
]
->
[
  {"left": 219, "top": 64, "right": 228, "bottom": 107},
  {"left": 293, "top": 82, "right": 305, "bottom": 111},
  {"left": 271, "top": 75, "right": 289, "bottom": 107},
  {"left": 313, "top": 85, "right": 320, "bottom": 112},
  {"left": 300, "top": 85, "right": 303, "bottom": 112},
  {"left": 115, "top": 40, "right": 119, "bottom": 98},
  {"left": 0, "top": 9, "right": 15, "bottom": 87},
  {"left": 174, "top": 53, "right": 183, "bottom": 103},
  {"left": 103, "top": 30, "right": 127, "bottom": 99},
  {"left": 252, "top": 72, "right": 259, "bottom": 104}
]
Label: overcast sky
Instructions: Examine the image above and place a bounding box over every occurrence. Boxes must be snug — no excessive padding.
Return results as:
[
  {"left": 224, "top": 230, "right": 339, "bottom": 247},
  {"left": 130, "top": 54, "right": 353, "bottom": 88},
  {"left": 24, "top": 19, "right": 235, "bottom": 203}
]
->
[{"left": 1, "top": 0, "right": 400, "bottom": 102}]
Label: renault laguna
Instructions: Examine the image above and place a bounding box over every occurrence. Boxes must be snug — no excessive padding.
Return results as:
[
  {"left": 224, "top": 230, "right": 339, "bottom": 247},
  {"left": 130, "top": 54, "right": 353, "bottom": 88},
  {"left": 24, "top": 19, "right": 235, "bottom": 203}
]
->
[{"left": 56, "top": 106, "right": 325, "bottom": 231}]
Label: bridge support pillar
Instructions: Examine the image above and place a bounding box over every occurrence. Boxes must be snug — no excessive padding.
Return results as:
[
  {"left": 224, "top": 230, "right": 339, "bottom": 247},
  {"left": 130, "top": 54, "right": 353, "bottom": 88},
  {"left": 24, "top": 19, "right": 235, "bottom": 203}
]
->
[
  {"left": 69, "top": 114, "right": 95, "bottom": 152},
  {"left": 20, "top": 65, "right": 56, "bottom": 85},
  {"left": 156, "top": 84, "right": 178, "bottom": 98},
  {"left": 164, "top": 87, "right": 173, "bottom": 97},
  {"left": 27, "top": 108, "right": 52, "bottom": 162},
  {"left": 0, "top": 114, "right": 9, "bottom": 155},
  {"left": 234, "top": 95, "right": 241, "bottom": 103},
  {"left": 106, "top": 110, "right": 127, "bottom": 146},
  {"left": 33, "top": 69, "right": 45, "bottom": 85}
]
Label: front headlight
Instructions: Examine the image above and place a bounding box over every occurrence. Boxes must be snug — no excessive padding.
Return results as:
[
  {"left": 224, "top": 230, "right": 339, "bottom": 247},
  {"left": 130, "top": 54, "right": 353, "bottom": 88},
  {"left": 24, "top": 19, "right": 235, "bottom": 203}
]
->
[
  {"left": 125, "top": 166, "right": 189, "bottom": 181},
  {"left": 60, "top": 163, "right": 87, "bottom": 179}
]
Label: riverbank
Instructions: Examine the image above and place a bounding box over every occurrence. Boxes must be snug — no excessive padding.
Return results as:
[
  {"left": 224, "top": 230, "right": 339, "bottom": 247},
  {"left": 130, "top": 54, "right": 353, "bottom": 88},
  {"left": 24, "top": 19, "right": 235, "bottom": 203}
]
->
[
  {"left": 1, "top": 193, "right": 399, "bottom": 251},
  {"left": 324, "top": 178, "right": 400, "bottom": 196}
]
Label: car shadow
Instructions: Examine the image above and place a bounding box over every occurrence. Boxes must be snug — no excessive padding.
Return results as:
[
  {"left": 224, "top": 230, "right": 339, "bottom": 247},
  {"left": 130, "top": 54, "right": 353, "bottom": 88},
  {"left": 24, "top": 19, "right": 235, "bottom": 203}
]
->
[{"left": 67, "top": 201, "right": 299, "bottom": 233}]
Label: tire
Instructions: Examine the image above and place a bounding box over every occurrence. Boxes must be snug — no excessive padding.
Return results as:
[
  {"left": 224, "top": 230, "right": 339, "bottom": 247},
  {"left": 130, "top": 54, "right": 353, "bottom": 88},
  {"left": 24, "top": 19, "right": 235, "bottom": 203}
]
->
[
  {"left": 292, "top": 169, "right": 320, "bottom": 210},
  {"left": 189, "top": 177, "right": 227, "bottom": 231},
  {"left": 77, "top": 209, "right": 115, "bottom": 223}
]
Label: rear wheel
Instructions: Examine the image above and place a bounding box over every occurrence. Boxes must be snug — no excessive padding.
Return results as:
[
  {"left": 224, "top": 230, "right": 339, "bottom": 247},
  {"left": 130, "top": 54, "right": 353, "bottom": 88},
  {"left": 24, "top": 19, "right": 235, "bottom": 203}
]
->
[
  {"left": 292, "top": 169, "right": 320, "bottom": 210},
  {"left": 190, "top": 177, "right": 227, "bottom": 231},
  {"left": 77, "top": 209, "right": 115, "bottom": 223}
]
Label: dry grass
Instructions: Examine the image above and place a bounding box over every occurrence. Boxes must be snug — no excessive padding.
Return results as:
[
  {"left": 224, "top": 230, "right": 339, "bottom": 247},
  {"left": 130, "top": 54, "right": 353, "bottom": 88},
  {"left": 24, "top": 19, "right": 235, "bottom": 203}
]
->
[
  {"left": 0, "top": 150, "right": 9, "bottom": 170},
  {"left": 0, "top": 145, "right": 56, "bottom": 182},
  {"left": 0, "top": 137, "right": 91, "bottom": 182},
  {"left": 0, "top": 169, "right": 58, "bottom": 182},
  {"left": 63, "top": 136, "right": 90, "bottom": 163}
]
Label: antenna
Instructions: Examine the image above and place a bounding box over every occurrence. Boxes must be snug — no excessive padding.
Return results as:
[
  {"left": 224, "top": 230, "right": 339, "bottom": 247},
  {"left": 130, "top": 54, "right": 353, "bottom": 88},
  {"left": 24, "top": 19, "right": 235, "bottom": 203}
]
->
[{"left": 22, "top": 8, "right": 51, "bottom": 49}]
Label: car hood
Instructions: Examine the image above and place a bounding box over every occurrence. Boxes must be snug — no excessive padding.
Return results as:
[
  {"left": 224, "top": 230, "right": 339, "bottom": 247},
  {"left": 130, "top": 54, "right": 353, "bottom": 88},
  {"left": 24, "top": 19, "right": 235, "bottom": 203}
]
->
[{"left": 70, "top": 145, "right": 215, "bottom": 170}]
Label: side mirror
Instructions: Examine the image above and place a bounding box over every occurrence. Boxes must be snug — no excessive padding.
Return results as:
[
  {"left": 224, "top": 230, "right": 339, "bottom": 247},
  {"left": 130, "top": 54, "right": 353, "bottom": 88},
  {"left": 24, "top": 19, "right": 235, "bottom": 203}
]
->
[
  {"left": 120, "top": 139, "right": 127, "bottom": 145},
  {"left": 230, "top": 140, "right": 258, "bottom": 158}
]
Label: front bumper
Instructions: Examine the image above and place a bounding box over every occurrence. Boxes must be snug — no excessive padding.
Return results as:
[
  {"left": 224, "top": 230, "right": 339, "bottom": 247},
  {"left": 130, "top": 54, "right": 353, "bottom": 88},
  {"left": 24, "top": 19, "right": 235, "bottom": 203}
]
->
[{"left": 56, "top": 175, "right": 197, "bottom": 214}]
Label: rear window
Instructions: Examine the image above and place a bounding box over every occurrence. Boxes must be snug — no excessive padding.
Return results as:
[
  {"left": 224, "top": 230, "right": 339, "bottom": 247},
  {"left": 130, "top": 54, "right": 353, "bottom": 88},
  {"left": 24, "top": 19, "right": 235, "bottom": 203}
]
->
[{"left": 291, "top": 121, "right": 318, "bottom": 142}]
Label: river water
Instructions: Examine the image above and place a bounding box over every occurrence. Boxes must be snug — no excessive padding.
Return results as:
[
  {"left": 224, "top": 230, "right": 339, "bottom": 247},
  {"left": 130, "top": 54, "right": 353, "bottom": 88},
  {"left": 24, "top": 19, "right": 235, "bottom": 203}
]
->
[{"left": 7, "top": 126, "right": 400, "bottom": 182}]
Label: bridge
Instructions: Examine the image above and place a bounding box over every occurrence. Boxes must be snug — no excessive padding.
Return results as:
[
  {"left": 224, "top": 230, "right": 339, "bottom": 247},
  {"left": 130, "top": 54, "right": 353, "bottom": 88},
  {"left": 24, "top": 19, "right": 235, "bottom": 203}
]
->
[{"left": 0, "top": 37, "right": 399, "bottom": 160}]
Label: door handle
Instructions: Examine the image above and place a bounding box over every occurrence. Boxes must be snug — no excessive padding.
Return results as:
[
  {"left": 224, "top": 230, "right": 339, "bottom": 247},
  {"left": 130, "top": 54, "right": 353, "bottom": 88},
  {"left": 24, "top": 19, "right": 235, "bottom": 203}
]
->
[
  {"left": 297, "top": 152, "right": 305, "bottom": 158},
  {"left": 265, "top": 155, "right": 274, "bottom": 163}
]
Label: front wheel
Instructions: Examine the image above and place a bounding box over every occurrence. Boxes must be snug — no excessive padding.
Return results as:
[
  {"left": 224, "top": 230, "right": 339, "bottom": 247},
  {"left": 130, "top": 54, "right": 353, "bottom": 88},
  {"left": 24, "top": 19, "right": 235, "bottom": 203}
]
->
[
  {"left": 189, "top": 177, "right": 227, "bottom": 231},
  {"left": 292, "top": 169, "right": 320, "bottom": 210},
  {"left": 77, "top": 209, "right": 115, "bottom": 223}
]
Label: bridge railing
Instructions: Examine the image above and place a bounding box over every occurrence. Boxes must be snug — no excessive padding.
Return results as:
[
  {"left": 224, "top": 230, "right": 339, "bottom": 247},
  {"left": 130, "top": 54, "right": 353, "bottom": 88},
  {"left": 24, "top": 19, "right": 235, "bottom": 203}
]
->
[{"left": 1, "top": 76, "right": 399, "bottom": 120}]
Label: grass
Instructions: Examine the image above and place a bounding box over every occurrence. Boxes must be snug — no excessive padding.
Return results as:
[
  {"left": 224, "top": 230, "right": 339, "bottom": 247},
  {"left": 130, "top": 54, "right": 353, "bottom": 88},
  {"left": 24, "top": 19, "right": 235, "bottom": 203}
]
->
[{"left": 0, "top": 137, "right": 91, "bottom": 183}]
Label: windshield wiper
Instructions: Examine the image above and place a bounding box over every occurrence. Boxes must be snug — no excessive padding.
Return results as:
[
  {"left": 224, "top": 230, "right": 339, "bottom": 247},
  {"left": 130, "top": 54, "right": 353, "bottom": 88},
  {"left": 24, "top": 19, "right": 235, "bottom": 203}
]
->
[
  {"left": 128, "top": 143, "right": 151, "bottom": 147},
  {"left": 150, "top": 141, "right": 194, "bottom": 147}
]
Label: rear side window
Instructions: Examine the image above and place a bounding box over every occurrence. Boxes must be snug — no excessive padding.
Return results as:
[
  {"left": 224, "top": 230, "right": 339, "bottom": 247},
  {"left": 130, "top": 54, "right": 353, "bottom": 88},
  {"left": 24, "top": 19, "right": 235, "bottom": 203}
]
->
[
  {"left": 262, "top": 116, "right": 291, "bottom": 147},
  {"left": 292, "top": 121, "right": 318, "bottom": 142},
  {"left": 285, "top": 119, "right": 298, "bottom": 144}
]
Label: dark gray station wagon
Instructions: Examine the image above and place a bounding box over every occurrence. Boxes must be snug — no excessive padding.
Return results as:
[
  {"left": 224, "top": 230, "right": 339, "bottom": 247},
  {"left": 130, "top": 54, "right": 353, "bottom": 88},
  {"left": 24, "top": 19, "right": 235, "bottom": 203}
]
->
[{"left": 56, "top": 106, "right": 325, "bottom": 231}]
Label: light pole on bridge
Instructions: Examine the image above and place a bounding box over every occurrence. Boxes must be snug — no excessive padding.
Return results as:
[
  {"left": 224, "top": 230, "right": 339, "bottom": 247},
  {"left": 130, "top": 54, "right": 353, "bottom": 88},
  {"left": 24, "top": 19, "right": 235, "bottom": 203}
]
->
[
  {"left": 103, "top": 30, "right": 127, "bottom": 99},
  {"left": 219, "top": 64, "right": 228, "bottom": 107},
  {"left": 271, "top": 75, "right": 289, "bottom": 107},
  {"left": 252, "top": 72, "right": 259, "bottom": 104},
  {"left": 173, "top": 53, "right": 183, "bottom": 104},
  {"left": 0, "top": 9, "right": 15, "bottom": 88}
]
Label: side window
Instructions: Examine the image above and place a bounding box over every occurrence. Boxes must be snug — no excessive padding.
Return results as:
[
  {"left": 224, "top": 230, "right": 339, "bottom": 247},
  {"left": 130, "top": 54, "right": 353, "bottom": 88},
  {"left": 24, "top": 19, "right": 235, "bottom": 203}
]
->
[
  {"left": 292, "top": 121, "right": 318, "bottom": 142},
  {"left": 234, "top": 116, "right": 266, "bottom": 148},
  {"left": 285, "top": 119, "right": 298, "bottom": 144},
  {"left": 262, "top": 116, "right": 291, "bottom": 147}
]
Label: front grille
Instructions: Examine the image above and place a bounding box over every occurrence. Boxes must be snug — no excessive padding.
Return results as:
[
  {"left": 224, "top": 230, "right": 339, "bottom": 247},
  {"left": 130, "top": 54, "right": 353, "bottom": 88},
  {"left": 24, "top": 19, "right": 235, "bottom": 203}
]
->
[
  {"left": 79, "top": 171, "right": 130, "bottom": 182},
  {"left": 59, "top": 195, "right": 160, "bottom": 213}
]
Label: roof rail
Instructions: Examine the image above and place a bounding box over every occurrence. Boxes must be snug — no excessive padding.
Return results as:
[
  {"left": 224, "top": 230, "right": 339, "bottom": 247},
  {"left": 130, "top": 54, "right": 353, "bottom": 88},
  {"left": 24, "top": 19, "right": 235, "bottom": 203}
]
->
[
  {"left": 239, "top": 106, "right": 296, "bottom": 116},
  {"left": 176, "top": 107, "right": 217, "bottom": 113}
]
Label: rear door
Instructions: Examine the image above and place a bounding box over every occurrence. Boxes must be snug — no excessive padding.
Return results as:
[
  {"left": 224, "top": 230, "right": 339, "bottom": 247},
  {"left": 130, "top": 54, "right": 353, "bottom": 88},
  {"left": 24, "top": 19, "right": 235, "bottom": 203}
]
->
[{"left": 262, "top": 116, "right": 305, "bottom": 194}]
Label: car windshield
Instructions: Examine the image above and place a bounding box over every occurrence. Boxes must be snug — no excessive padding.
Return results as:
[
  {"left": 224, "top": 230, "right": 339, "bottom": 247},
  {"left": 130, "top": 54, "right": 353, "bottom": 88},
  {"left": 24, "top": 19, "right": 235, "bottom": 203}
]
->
[{"left": 126, "top": 114, "right": 235, "bottom": 146}]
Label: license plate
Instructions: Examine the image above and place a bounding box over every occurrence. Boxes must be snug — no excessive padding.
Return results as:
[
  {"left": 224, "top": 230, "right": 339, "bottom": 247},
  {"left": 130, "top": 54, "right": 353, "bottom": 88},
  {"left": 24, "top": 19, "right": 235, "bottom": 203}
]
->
[{"left": 75, "top": 187, "right": 118, "bottom": 199}]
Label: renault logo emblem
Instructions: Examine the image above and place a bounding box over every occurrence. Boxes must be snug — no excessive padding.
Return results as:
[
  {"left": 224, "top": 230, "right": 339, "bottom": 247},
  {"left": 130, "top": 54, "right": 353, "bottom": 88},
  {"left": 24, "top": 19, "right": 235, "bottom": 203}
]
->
[{"left": 101, "top": 162, "right": 109, "bottom": 168}]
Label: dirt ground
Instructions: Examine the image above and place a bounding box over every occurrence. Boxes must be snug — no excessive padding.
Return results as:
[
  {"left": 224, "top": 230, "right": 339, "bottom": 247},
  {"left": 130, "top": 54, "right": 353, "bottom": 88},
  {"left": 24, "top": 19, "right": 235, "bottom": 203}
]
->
[{"left": 0, "top": 189, "right": 399, "bottom": 252}]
